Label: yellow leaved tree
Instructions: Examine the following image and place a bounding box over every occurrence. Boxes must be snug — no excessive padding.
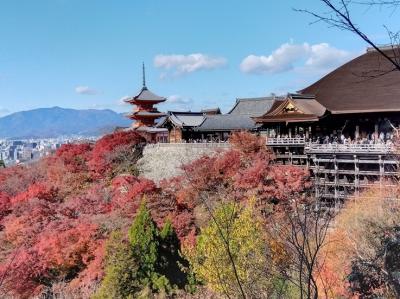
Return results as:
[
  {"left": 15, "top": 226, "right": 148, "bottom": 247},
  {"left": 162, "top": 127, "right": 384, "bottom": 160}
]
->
[{"left": 184, "top": 200, "right": 281, "bottom": 298}]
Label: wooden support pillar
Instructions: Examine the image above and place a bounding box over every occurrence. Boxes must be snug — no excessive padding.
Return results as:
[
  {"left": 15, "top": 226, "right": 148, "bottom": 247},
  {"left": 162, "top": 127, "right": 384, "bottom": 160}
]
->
[
  {"left": 324, "top": 171, "right": 328, "bottom": 198},
  {"left": 354, "top": 155, "right": 359, "bottom": 198},
  {"left": 334, "top": 155, "right": 338, "bottom": 204},
  {"left": 379, "top": 155, "right": 384, "bottom": 188},
  {"left": 315, "top": 159, "right": 320, "bottom": 199}
]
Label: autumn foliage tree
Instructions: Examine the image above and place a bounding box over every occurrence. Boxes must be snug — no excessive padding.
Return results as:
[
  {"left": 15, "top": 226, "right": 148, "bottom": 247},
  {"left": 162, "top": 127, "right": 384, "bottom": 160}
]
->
[
  {"left": 0, "top": 130, "right": 151, "bottom": 298},
  {"left": 0, "top": 131, "right": 312, "bottom": 298},
  {"left": 184, "top": 200, "right": 273, "bottom": 298},
  {"left": 319, "top": 189, "right": 400, "bottom": 298},
  {"left": 88, "top": 130, "right": 145, "bottom": 177},
  {"left": 175, "top": 131, "right": 310, "bottom": 211}
]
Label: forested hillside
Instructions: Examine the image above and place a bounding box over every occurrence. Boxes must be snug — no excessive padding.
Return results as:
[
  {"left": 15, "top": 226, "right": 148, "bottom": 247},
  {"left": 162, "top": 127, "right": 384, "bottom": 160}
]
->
[
  {"left": 0, "top": 107, "right": 131, "bottom": 138},
  {"left": 0, "top": 131, "right": 398, "bottom": 298}
]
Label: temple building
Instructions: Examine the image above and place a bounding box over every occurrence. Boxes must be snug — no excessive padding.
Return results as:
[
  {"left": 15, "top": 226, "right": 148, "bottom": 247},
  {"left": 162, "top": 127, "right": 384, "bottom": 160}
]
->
[
  {"left": 124, "top": 64, "right": 168, "bottom": 143},
  {"left": 253, "top": 46, "right": 400, "bottom": 204},
  {"left": 256, "top": 47, "right": 400, "bottom": 141},
  {"left": 157, "top": 111, "right": 207, "bottom": 143},
  {"left": 156, "top": 46, "right": 400, "bottom": 203},
  {"left": 193, "top": 96, "right": 282, "bottom": 141},
  {"left": 122, "top": 48, "right": 400, "bottom": 202}
]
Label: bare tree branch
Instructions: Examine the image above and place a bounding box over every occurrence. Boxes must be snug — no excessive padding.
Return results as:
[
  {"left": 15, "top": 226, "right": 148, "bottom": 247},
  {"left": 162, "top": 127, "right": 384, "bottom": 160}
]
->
[
  {"left": 180, "top": 160, "right": 247, "bottom": 298},
  {"left": 296, "top": 0, "right": 400, "bottom": 74},
  {"left": 357, "top": 0, "right": 400, "bottom": 7}
]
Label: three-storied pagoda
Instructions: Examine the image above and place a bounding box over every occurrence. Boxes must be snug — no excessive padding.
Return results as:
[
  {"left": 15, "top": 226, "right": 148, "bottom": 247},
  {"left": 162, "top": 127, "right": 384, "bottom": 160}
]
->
[
  {"left": 124, "top": 64, "right": 168, "bottom": 142},
  {"left": 125, "top": 64, "right": 166, "bottom": 127}
]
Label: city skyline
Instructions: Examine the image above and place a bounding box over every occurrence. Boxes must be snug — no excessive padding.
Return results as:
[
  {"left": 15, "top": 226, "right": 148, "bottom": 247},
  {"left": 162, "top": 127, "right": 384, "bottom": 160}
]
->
[{"left": 0, "top": 0, "right": 398, "bottom": 116}]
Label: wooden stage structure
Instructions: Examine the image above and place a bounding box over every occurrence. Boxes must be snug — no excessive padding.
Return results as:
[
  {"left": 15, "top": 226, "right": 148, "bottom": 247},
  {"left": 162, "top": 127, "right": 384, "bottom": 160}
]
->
[{"left": 267, "top": 137, "right": 398, "bottom": 204}]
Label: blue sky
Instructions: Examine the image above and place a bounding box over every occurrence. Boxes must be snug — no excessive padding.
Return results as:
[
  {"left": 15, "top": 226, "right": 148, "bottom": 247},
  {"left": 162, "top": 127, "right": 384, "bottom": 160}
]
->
[{"left": 0, "top": 0, "right": 398, "bottom": 116}]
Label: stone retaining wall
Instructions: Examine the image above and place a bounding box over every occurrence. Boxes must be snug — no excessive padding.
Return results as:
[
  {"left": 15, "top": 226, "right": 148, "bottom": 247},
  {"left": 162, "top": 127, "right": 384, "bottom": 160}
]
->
[{"left": 137, "top": 143, "right": 230, "bottom": 183}]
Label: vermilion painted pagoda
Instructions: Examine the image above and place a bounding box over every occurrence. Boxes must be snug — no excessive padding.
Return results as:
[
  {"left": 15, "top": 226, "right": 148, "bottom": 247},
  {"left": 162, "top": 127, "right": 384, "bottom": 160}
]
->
[{"left": 125, "top": 64, "right": 166, "bottom": 128}]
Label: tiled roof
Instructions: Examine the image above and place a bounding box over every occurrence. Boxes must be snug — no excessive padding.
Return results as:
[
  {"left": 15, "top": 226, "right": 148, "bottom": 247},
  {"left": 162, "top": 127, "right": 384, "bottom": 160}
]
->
[
  {"left": 135, "top": 126, "right": 168, "bottom": 133},
  {"left": 289, "top": 94, "right": 326, "bottom": 116},
  {"left": 196, "top": 114, "right": 258, "bottom": 131},
  {"left": 170, "top": 113, "right": 205, "bottom": 127},
  {"left": 125, "top": 87, "right": 166, "bottom": 103},
  {"left": 126, "top": 111, "right": 166, "bottom": 119},
  {"left": 228, "top": 96, "right": 283, "bottom": 117},
  {"left": 201, "top": 107, "right": 221, "bottom": 115},
  {"left": 253, "top": 94, "right": 326, "bottom": 123},
  {"left": 157, "top": 111, "right": 205, "bottom": 128}
]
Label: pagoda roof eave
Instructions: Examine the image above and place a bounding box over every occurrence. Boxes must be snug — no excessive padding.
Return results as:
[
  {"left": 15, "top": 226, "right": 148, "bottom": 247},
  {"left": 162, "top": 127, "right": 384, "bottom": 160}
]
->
[
  {"left": 125, "top": 86, "right": 167, "bottom": 103},
  {"left": 124, "top": 98, "right": 166, "bottom": 105},
  {"left": 126, "top": 113, "right": 166, "bottom": 119}
]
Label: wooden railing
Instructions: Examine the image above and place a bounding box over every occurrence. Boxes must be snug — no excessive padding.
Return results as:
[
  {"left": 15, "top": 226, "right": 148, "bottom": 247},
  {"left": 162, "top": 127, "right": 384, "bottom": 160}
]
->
[
  {"left": 266, "top": 137, "right": 306, "bottom": 145},
  {"left": 305, "top": 143, "right": 394, "bottom": 154},
  {"left": 265, "top": 137, "right": 395, "bottom": 154},
  {"left": 146, "top": 139, "right": 395, "bottom": 155},
  {"left": 146, "top": 142, "right": 231, "bottom": 149}
]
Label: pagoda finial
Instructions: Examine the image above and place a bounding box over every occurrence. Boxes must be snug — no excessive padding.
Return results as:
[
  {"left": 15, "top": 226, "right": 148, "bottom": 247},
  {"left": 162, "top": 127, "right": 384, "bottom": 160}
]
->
[{"left": 142, "top": 62, "right": 146, "bottom": 88}]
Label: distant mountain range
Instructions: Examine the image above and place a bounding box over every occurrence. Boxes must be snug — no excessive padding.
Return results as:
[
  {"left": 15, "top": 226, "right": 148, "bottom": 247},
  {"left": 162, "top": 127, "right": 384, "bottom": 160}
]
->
[{"left": 0, "top": 107, "right": 132, "bottom": 139}]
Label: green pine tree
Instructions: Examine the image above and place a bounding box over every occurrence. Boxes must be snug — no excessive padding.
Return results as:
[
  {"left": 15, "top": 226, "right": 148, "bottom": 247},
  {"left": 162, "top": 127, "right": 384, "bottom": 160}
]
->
[
  {"left": 92, "top": 231, "right": 140, "bottom": 299},
  {"left": 128, "top": 201, "right": 160, "bottom": 288},
  {"left": 0, "top": 159, "right": 5, "bottom": 168},
  {"left": 94, "top": 202, "right": 193, "bottom": 298},
  {"left": 158, "top": 219, "right": 189, "bottom": 289}
]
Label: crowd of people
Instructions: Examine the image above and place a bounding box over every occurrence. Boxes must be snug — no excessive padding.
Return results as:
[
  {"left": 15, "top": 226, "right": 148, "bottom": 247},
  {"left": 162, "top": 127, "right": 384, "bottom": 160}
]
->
[
  {"left": 269, "top": 131, "right": 395, "bottom": 146},
  {"left": 312, "top": 131, "right": 395, "bottom": 146},
  {"left": 166, "top": 130, "right": 397, "bottom": 147}
]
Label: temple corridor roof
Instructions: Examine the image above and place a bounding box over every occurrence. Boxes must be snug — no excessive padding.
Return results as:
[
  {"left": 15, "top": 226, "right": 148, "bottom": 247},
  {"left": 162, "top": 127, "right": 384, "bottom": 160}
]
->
[
  {"left": 228, "top": 96, "right": 283, "bottom": 117},
  {"left": 196, "top": 114, "right": 258, "bottom": 131},
  {"left": 168, "top": 111, "right": 205, "bottom": 127},
  {"left": 156, "top": 111, "right": 206, "bottom": 128}
]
